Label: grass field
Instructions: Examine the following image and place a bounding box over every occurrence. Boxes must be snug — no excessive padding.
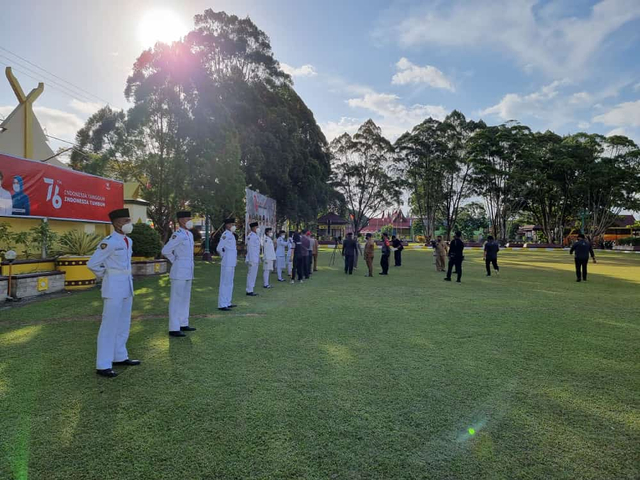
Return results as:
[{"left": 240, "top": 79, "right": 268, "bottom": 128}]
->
[{"left": 1, "top": 249, "right": 639, "bottom": 480}]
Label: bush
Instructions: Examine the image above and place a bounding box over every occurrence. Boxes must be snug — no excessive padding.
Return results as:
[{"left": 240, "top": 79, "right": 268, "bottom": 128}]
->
[
  {"left": 56, "top": 230, "right": 104, "bottom": 256},
  {"left": 129, "top": 223, "right": 162, "bottom": 258},
  {"left": 617, "top": 236, "right": 640, "bottom": 246}
]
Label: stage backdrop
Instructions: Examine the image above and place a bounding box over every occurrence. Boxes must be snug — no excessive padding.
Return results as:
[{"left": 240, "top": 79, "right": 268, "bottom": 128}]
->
[
  {"left": 245, "top": 187, "right": 276, "bottom": 239},
  {"left": 0, "top": 153, "right": 123, "bottom": 222}
]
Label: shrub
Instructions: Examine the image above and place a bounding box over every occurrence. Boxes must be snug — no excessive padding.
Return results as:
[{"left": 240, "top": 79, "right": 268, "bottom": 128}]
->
[
  {"left": 129, "top": 223, "right": 162, "bottom": 258},
  {"left": 56, "top": 230, "right": 104, "bottom": 256},
  {"left": 617, "top": 236, "right": 640, "bottom": 246}
]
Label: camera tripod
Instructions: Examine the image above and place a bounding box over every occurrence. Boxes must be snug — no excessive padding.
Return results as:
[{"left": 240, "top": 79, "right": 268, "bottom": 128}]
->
[{"left": 329, "top": 243, "right": 339, "bottom": 266}]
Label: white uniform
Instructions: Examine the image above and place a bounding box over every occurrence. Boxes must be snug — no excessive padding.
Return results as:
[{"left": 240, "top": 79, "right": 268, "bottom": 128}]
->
[
  {"left": 87, "top": 232, "right": 134, "bottom": 370},
  {"left": 276, "top": 236, "right": 287, "bottom": 280},
  {"left": 287, "top": 237, "right": 295, "bottom": 276},
  {"left": 161, "top": 228, "right": 194, "bottom": 331},
  {"left": 216, "top": 229, "right": 237, "bottom": 308},
  {"left": 262, "top": 235, "right": 277, "bottom": 287},
  {"left": 245, "top": 231, "right": 261, "bottom": 293}
]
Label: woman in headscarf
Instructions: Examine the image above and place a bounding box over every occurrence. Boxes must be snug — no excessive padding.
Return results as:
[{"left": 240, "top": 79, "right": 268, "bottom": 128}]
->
[{"left": 11, "top": 175, "right": 30, "bottom": 215}]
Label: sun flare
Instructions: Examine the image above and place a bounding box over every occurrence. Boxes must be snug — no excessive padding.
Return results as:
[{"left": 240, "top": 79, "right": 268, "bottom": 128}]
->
[{"left": 138, "top": 9, "right": 188, "bottom": 48}]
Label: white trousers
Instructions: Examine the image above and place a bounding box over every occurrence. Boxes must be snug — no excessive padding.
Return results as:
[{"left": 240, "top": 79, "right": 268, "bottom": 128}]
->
[
  {"left": 276, "top": 256, "right": 286, "bottom": 280},
  {"left": 287, "top": 256, "right": 293, "bottom": 276},
  {"left": 263, "top": 261, "right": 274, "bottom": 286},
  {"left": 218, "top": 266, "right": 235, "bottom": 308},
  {"left": 169, "top": 279, "right": 192, "bottom": 331},
  {"left": 246, "top": 262, "right": 259, "bottom": 293},
  {"left": 96, "top": 296, "right": 133, "bottom": 369}
]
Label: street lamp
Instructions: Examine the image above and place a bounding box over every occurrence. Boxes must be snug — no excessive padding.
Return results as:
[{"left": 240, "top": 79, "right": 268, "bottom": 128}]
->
[{"left": 4, "top": 250, "right": 17, "bottom": 301}]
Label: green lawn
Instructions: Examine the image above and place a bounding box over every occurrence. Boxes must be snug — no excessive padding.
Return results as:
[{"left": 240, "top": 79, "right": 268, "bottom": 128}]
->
[{"left": 1, "top": 249, "right": 639, "bottom": 480}]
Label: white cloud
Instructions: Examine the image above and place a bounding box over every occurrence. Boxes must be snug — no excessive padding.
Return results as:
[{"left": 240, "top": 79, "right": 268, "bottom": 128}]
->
[
  {"left": 481, "top": 79, "right": 571, "bottom": 120},
  {"left": 346, "top": 91, "right": 447, "bottom": 139},
  {"left": 592, "top": 100, "right": 640, "bottom": 127},
  {"left": 578, "top": 121, "right": 590, "bottom": 129},
  {"left": 380, "top": 0, "right": 640, "bottom": 77},
  {"left": 634, "top": 82, "right": 640, "bottom": 92},
  {"left": 280, "top": 63, "right": 317, "bottom": 78},
  {"left": 320, "top": 117, "right": 363, "bottom": 142},
  {"left": 0, "top": 105, "right": 84, "bottom": 141},
  {"left": 605, "top": 127, "right": 629, "bottom": 137},
  {"left": 69, "top": 99, "right": 103, "bottom": 116},
  {"left": 569, "top": 92, "right": 593, "bottom": 105},
  {"left": 391, "top": 57, "right": 454, "bottom": 91}
]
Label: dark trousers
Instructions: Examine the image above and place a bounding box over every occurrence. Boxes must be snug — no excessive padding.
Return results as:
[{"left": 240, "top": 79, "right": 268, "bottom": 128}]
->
[
  {"left": 380, "top": 254, "right": 389, "bottom": 274},
  {"left": 575, "top": 258, "right": 588, "bottom": 280},
  {"left": 294, "top": 256, "right": 306, "bottom": 281},
  {"left": 447, "top": 257, "right": 463, "bottom": 281},
  {"left": 344, "top": 255, "right": 354, "bottom": 274},
  {"left": 485, "top": 258, "right": 499, "bottom": 275},
  {"left": 307, "top": 253, "right": 313, "bottom": 277},
  {"left": 394, "top": 250, "right": 402, "bottom": 266}
]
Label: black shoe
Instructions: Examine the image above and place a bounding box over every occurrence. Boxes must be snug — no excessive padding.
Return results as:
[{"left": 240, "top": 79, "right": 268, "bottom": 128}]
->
[
  {"left": 263, "top": 285, "right": 272, "bottom": 289},
  {"left": 169, "top": 331, "right": 187, "bottom": 337},
  {"left": 246, "top": 292, "right": 259, "bottom": 296},
  {"left": 180, "top": 326, "right": 196, "bottom": 331},
  {"left": 486, "top": 274, "right": 491, "bottom": 276},
  {"left": 218, "top": 307, "right": 232, "bottom": 311},
  {"left": 444, "top": 277, "right": 451, "bottom": 281},
  {"left": 113, "top": 359, "right": 141, "bottom": 366},
  {"left": 228, "top": 304, "right": 238, "bottom": 308},
  {"left": 278, "top": 279, "right": 286, "bottom": 282},
  {"left": 576, "top": 279, "right": 581, "bottom": 282},
  {"left": 96, "top": 368, "right": 118, "bottom": 377},
  {"left": 456, "top": 280, "right": 461, "bottom": 283}
]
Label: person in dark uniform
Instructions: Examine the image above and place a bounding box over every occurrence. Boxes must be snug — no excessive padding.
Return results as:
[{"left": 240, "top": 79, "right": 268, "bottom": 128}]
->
[
  {"left": 342, "top": 232, "right": 358, "bottom": 274},
  {"left": 380, "top": 233, "right": 391, "bottom": 275},
  {"left": 445, "top": 231, "right": 464, "bottom": 283},
  {"left": 570, "top": 233, "right": 596, "bottom": 282},
  {"left": 392, "top": 235, "right": 403, "bottom": 266},
  {"left": 292, "top": 230, "right": 306, "bottom": 284},
  {"left": 483, "top": 235, "right": 500, "bottom": 276}
]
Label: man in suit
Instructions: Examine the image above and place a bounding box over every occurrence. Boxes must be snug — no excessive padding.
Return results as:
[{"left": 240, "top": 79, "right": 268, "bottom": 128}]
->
[
  {"left": 444, "top": 231, "right": 464, "bottom": 283},
  {"left": 300, "top": 231, "right": 311, "bottom": 279},
  {"left": 217, "top": 218, "right": 238, "bottom": 311},
  {"left": 161, "top": 211, "right": 196, "bottom": 337},
  {"left": 311, "top": 234, "right": 319, "bottom": 272},
  {"left": 342, "top": 232, "right": 358, "bottom": 274},
  {"left": 570, "top": 233, "right": 597, "bottom": 282},
  {"left": 483, "top": 235, "right": 500, "bottom": 277},
  {"left": 380, "top": 233, "right": 391, "bottom": 275},
  {"left": 392, "top": 235, "right": 403, "bottom": 266},
  {"left": 87, "top": 208, "right": 139, "bottom": 378}
]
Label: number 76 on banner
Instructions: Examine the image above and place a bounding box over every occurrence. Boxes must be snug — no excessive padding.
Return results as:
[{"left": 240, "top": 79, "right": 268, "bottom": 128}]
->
[{"left": 44, "top": 177, "right": 63, "bottom": 209}]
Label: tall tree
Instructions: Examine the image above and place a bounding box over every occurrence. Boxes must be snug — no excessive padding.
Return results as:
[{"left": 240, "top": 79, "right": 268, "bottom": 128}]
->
[{"left": 330, "top": 120, "right": 401, "bottom": 234}]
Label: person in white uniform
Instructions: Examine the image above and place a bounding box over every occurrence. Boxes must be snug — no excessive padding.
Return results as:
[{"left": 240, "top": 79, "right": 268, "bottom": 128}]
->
[
  {"left": 262, "top": 227, "right": 277, "bottom": 288},
  {"left": 245, "top": 221, "right": 261, "bottom": 296},
  {"left": 87, "top": 208, "right": 140, "bottom": 378},
  {"left": 162, "top": 210, "right": 196, "bottom": 337},
  {"left": 287, "top": 231, "right": 295, "bottom": 279},
  {"left": 217, "top": 217, "right": 238, "bottom": 311},
  {"left": 276, "top": 230, "right": 287, "bottom": 282}
]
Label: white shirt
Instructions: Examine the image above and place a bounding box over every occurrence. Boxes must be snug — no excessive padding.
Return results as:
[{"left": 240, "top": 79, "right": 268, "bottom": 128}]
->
[
  {"left": 263, "top": 236, "right": 276, "bottom": 262},
  {"left": 276, "top": 236, "right": 287, "bottom": 257},
  {"left": 87, "top": 231, "right": 134, "bottom": 299},
  {"left": 161, "top": 227, "right": 194, "bottom": 280},
  {"left": 216, "top": 229, "right": 237, "bottom": 267},
  {"left": 246, "top": 231, "right": 261, "bottom": 265},
  {"left": 0, "top": 187, "right": 12, "bottom": 216}
]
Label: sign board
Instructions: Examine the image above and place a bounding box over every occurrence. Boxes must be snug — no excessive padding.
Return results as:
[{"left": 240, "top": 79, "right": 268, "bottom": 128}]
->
[
  {"left": 245, "top": 188, "right": 276, "bottom": 239},
  {"left": 0, "top": 153, "right": 123, "bottom": 222}
]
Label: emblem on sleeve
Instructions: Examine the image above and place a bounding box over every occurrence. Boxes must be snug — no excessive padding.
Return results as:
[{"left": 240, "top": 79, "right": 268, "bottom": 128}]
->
[
  {"left": 100, "top": 243, "right": 108, "bottom": 250},
  {"left": 171, "top": 234, "right": 177, "bottom": 239}
]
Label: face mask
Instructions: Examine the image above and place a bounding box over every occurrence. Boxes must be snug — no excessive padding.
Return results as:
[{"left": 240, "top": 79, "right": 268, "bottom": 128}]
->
[
  {"left": 121, "top": 222, "right": 133, "bottom": 235},
  {"left": 267, "top": 232, "right": 272, "bottom": 237},
  {"left": 256, "top": 228, "right": 261, "bottom": 235},
  {"left": 230, "top": 226, "right": 237, "bottom": 233},
  {"left": 185, "top": 220, "right": 194, "bottom": 230},
  {"left": 281, "top": 234, "right": 285, "bottom": 239},
  {"left": 13, "top": 184, "right": 20, "bottom": 193}
]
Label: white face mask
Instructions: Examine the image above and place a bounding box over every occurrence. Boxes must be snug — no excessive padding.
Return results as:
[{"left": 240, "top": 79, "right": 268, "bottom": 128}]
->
[
  {"left": 230, "top": 225, "right": 237, "bottom": 233},
  {"left": 281, "top": 234, "right": 285, "bottom": 239},
  {"left": 267, "top": 232, "right": 272, "bottom": 237},
  {"left": 185, "top": 220, "right": 194, "bottom": 230},
  {"left": 121, "top": 222, "right": 133, "bottom": 235},
  {"left": 13, "top": 184, "right": 20, "bottom": 193},
  {"left": 256, "top": 228, "right": 261, "bottom": 235}
]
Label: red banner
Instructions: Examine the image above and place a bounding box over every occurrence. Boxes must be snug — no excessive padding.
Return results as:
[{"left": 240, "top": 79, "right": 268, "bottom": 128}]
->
[{"left": 0, "top": 153, "right": 123, "bottom": 222}]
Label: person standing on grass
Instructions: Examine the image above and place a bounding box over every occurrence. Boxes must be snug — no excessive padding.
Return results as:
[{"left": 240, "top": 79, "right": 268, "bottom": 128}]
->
[
  {"left": 276, "top": 230, "right": 287, "bottom": 282},
  {"left": 291, "top": 230, "right": 305, "bottom": 284},
  {"left": 305, "top": 231, "right": 314, "bottom": 277},
  {"left": 342, "top": 232, "right": 358, "bottom": 274},
  {"left": 245, "top": 222, "right": 261, "bottom": 296},
  {"left": 364, "top": 233, "right": 375, "bottom": 277},
  {"left": 353, "top": 233, "right": 362, "bottom": 270},
  {"left": 445, "top": 231, "right": 464, "bottom": 283},
  {"left": 262, "top": 228, "right": 276, "bottom": 289},
  {"left": 380, "top": 233, "right": 391, "bottom": 275},
  {"left": 287, "top": 231, "right": 295, "bottom": 279},
  {"left": 162, "top": 211, "right": 196, "bottom": 337},
  {"left": 87, "top": 208, "right": 139, "bottom": 378},
  {"left": 434, "top": 236, "right": 447, "bottom": 272},
  {"left": 311, "top": 233, "right": 319, "bottom": 272},
  {"left": 483, "top": 235, "right": 500, "bottom": 277},
  {"left": 300, "top": 231, "right": 311, "bottom": 279},
  {"left": 217, "top": 218, "right": 238, "bottom": 311},
  {"left": 570, "top": 233, "right": 596, "bottom": 282},
  {"left": 392, "top": 235, "right": 403, "bottom": 266}
]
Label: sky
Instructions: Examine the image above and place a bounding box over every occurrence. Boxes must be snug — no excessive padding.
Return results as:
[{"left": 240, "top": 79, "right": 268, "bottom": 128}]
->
[{"left": 1, "top": 0, "right": 640, "bottom": 156}]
